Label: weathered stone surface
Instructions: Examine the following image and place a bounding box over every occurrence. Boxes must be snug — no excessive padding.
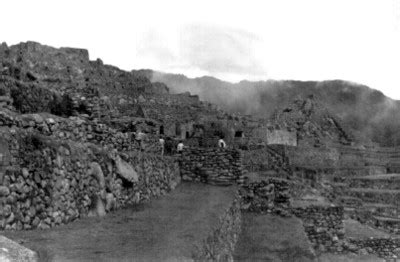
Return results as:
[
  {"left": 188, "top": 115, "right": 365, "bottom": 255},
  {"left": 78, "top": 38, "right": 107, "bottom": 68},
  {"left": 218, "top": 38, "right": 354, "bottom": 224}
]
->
[
  {"left": 115, "top": 156, "right": 138, "bottom": 183},
  {"left": 0, "top": 130, "right": 180, "bottom": 230},
  {"left": 88, "top": 162, "right": 105, "bottom": 188},
  {"left": 180, "top": 147, "right": 244, "bottom": 185},
  {"left": 0, "top": 235, "right": 37, "bottom": 262},
  {"left": 0, "top": 185, "right": 10, "bottom": 196}
]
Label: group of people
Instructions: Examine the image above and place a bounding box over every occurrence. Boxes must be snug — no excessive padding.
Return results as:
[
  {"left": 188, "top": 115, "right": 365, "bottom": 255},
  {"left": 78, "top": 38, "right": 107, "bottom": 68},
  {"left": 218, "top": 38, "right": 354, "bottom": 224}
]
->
[
  {"left": 135, "top": 128, "right": 227, "bottom": 156},
  {"left": 159, "top": 137, "right": 184, "bottom": 155},
  {"left": 160, "top": 137, "right": 226, "bottom": 155}
]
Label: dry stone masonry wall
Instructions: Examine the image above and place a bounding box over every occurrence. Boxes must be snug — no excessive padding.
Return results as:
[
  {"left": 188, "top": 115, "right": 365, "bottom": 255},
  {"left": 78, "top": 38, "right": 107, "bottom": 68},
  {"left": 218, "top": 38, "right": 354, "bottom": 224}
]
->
[
  {"left": 292, "top": 206, "right": 345, "bottom": 253},
  {"left": 180, "top": 148, "right": 244, "bottom": 186},
  {"left": 242, "top": 145, "right": 290, "bottom": 173},
  {"left": 194, "top": 196, "right": 242, "bottom": 261},
  {"left": 240, "top": 178, "right": 291, "bottom": 216},
  {"left": 0, "top": 130, "right": 179, "bottom": 230}
]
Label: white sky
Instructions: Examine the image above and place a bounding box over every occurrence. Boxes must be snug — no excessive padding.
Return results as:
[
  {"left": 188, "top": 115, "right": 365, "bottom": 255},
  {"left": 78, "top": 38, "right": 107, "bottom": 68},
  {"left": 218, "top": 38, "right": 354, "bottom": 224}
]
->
[{"left": 1, "top": 0, "right": 400, "bottom": 99}]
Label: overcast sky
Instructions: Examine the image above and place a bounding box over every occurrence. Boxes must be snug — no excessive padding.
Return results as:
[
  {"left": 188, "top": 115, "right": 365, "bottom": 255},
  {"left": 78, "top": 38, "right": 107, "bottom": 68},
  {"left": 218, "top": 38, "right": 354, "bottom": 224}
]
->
[{"left": 1, "top": 0, "right": 400, "bottom": 99}]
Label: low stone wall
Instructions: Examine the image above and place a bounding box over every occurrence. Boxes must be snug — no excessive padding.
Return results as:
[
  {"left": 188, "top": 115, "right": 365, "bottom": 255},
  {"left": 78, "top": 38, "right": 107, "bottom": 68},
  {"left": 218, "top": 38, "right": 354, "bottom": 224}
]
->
[
  {"left": 347, "top": 238, "right": 400, "bottom": 259},
  {"left": 180, "top": 148, "right": 244, "bottom": 186},
  {"left": 349, "top": 176, "right": 400, "bottom": 190},
  {"left": 195, "top": 196, "right": 242, "bottom": 261},
  {"left": 346, "top": 189, "right": 400, "bottom": 206},
  {"left": 240, "top": 178, "right": 291, "bottom": 216},
  {"left": 293, "top": 206, "right": 345, "bottom": 253},
  {"left": 0, "top": 130, "right": 179, "bottom": 230},
  {"left": 242, "top": 145, "right": 289, "bottom": 173},
  {"left": 350, "top": 208, "right": 400, "bottom": 235},
  {"left": 0, "top": 111, "right": 162, "bottom": 154}
]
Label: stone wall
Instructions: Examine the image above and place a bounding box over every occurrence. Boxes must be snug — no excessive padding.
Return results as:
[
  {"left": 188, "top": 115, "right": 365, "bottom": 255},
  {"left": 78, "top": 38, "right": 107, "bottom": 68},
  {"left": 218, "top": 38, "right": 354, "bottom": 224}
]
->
[
  {"left": 0, "top": 112, "right": 163, "bottom": 154},
  {"left": 240, "top": 178, "right": 291, "bottom": 216},
  {"left": 293, "top": 206, "right": 345, "bottom": 253},
  {"left": 0, "top": 130, "right": 179, "bottom": 230},
  {"left": 286, "top": 146, "right": 340, "bottom": 169},
  {"left": 180, "top": 148, "right": 244, "bottom": 186},
  {"left": 347, "top": 238, "right": 400, "bottom": 259},
  {"left": 242, "top": 145, "right": 289, "bottom": 173},
  {"left": 194, "top": 195, "right": 242, "bottom": 261},
  {"left": 267, "top": 130, "right": 297, "bottom": 146}
]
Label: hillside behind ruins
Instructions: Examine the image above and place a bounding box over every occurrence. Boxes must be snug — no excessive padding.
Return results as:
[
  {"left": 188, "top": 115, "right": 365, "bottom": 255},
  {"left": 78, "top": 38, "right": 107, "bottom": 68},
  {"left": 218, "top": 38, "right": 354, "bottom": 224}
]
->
[{"left": 145, "top": 70, "right": 400, "bottom": 147}]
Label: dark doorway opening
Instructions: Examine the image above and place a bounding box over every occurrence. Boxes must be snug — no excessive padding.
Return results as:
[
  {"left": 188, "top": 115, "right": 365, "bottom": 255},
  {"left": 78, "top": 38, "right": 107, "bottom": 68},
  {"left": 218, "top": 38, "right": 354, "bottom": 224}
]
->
[{"left": 235, "top": 131, "right": 244, "bottom": 138}]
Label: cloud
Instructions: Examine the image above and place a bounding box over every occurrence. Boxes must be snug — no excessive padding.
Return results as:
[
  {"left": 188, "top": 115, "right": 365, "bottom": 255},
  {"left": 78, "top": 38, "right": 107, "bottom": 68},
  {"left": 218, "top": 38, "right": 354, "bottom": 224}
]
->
[
  {"left": 178, "top": 24, "right": 267, "bottom": 77},
  {"left": 136, "top": 29, "right": 177, "bottom": 66},
  {"left": 136, "top": 24, "right": 268, "bottom": 81}
]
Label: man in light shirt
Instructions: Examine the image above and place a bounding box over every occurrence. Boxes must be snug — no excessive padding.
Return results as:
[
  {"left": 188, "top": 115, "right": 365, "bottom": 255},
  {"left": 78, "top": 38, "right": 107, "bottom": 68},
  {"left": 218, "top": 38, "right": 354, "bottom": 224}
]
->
[
  {"left": 218, "top": 138, "right": 226, "bottom": 148},
  {"left": 177, "top": 141, "right": 184, "bottom": 153},
  {"left": 159, "top": 136, "right": 165, "bottom": 156}
]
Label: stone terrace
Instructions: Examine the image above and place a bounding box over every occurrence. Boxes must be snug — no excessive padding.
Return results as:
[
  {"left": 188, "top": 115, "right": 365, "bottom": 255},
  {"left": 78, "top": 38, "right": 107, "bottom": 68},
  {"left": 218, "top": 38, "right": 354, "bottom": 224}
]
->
[{"left": 4, "top": 183, "right": 240, "bottom": 261}]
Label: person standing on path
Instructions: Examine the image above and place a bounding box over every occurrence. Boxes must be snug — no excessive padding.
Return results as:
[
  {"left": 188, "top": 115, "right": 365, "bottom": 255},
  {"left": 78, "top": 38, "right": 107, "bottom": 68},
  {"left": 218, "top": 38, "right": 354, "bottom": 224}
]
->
[
  {"left": 135, "top": 129, "right": 145, "bottom": 152},
  {"left": 159, "top": 136, "right": 165, "bottom": 156},
  {"left": 218, "top": 137, "right": 226, "bottom": 148},
  {"left": 177, "top": 141, "right": 184, "bottom": 154}
]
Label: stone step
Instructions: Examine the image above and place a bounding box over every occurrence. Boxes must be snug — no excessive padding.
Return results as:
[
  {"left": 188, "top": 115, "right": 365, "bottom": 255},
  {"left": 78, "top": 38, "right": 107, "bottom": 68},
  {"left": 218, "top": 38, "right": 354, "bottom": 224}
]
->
[{"left": 372, "top": 216, "right": 400, "bottom": 234}]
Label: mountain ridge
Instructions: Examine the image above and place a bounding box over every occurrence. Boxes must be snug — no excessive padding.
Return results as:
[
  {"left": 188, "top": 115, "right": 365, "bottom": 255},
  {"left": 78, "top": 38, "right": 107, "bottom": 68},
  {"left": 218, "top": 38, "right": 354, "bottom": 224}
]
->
[{"left": 135, "top": 70, "right": 400, "bottom": 146}]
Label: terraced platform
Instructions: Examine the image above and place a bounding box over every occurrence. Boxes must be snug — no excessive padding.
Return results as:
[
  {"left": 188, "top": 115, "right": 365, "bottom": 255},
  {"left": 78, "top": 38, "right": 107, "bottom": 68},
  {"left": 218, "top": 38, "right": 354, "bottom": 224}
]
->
[
  {"left": 348, "top": 188, "right": 400, "bottom": 194},
  {"left": 234, "top": 213, "right": 315, "bottom": 262},
  {"left": 2, "top": 183, "right": 237, "bottom": 262},
  {"left": 351, "top": 173, "right": 400, "bottom": 180},
  {"left": 347, "top": 173, "right": 400, "bottom": 190},
  {"left": 345, "top": 188, "right": 400, "bottom": 206}
]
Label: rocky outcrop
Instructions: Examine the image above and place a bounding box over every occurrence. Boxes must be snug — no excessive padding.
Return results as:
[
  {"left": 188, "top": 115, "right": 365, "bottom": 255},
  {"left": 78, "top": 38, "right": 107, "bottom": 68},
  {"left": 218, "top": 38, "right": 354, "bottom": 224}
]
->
[
  {"left": 114, "top": 155, "right": 138, "bottom": 183},
  {"left": 0, "top": 235, "right": 37, "bottom": 262}
]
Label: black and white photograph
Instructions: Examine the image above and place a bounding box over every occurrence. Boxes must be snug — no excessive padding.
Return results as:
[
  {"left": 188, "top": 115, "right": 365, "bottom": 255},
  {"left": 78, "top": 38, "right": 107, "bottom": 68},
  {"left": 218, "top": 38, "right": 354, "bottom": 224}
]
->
[{"left": 1, "top": 0, "right": 400, "bottom": 261}]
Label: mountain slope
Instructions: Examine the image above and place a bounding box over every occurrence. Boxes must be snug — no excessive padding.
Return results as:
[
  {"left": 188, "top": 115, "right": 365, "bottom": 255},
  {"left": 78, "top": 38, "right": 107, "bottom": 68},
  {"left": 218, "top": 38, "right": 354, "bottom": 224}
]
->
[{"left": 137, "top": 70, "right": 400, "bottom": 146}]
